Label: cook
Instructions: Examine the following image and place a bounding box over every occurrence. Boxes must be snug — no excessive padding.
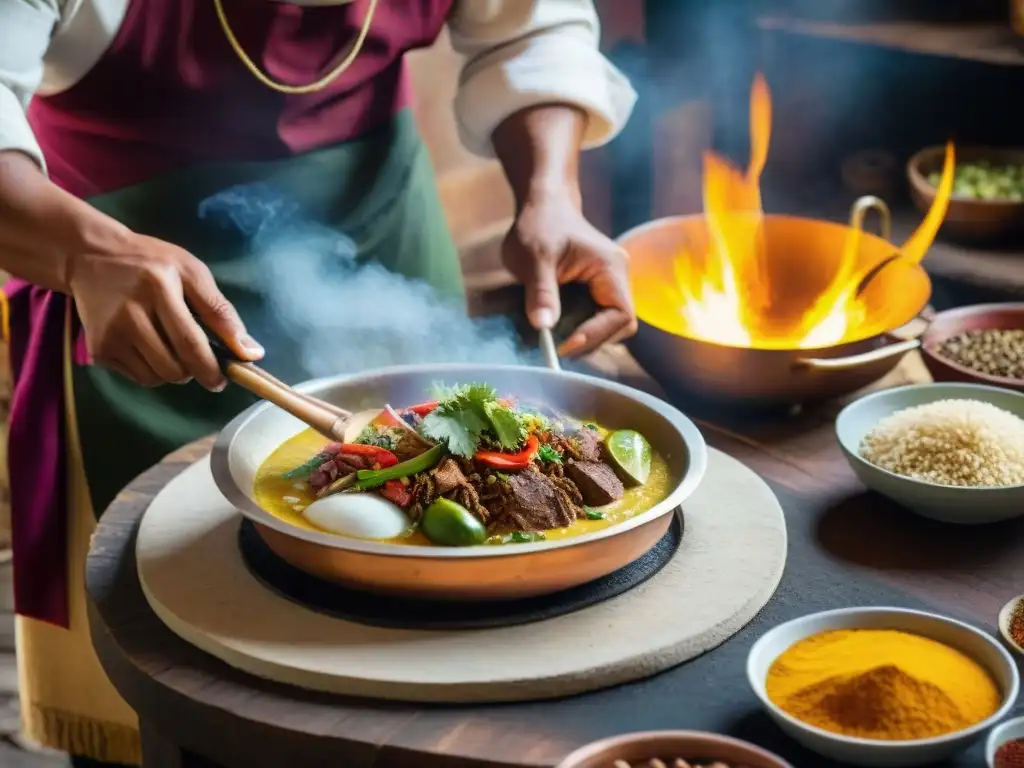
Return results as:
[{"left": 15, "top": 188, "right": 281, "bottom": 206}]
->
[{"left": 0, "top": 1, "right": 637, "bottom": 765}]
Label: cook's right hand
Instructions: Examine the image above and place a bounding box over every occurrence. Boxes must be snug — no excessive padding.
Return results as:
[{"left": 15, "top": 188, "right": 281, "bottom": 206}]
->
[{"left": 68, "top": 232, "right": 264, "bottom": 390}]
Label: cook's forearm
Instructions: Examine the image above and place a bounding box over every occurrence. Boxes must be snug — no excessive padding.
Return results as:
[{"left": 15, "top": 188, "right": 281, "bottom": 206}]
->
[
  {"left": 492, "top": 105, "right": 586, "bottom": 212},
  {"left": 0, "top": 151, "right": 127, "bottom": 293}
]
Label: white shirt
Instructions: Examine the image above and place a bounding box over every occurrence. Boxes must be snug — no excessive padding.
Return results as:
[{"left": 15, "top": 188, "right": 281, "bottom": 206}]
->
[{"left": 0, "top": 0, "right": 637, "bottom": 174}]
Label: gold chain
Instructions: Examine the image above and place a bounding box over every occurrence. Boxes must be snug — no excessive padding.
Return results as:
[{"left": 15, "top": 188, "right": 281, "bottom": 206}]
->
[{"left": 213, "top": 0, "right": 380, "bottom": 95}]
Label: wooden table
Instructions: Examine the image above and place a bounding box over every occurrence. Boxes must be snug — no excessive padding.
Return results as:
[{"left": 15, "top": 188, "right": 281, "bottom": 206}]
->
[{"left": 86, "top": 349, "right": 1024, "bottom": 768}]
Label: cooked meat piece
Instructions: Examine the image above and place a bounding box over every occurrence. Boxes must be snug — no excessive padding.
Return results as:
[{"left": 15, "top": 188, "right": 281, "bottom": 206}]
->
[
  {"left": 433, "top": 457, "right": 468, "bottom": 495},
  {"left": 564, "top": 460, "right": 624, "bottom": 506},
  {"left": 309, "top": 460, "right": 342, "bottom": 491},
  {"left": 492, "top": 469, "right": 584, "bottom": 531},
  {"left": 549, "top": 473, "right": 584, "bottom": 507},
  {"left": 409, "top": 474, "right": 437, "bottom": 511},
  {"left": 393, "top": 431, "right": 430, "bottom": 461},
  {"left": 573, "top": 429, "right": 604, "bottom": 462},
  {"left": 335, "top": 453, "right": 371, "bottom": 472},
  {"left": 454, "top": 484, "right": 489, "bottom": 523}
]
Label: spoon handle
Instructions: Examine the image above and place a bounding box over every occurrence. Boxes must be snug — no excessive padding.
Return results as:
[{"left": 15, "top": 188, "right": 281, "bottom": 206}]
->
[
  {"left": 223, "top": 360, "right": 350, "bottom": 441},
  {"left": 539, "top": 327, "right": 561, "bottom": 371},
  {"left": 205, "top": 334, "right": 351, "bottom": 440}
]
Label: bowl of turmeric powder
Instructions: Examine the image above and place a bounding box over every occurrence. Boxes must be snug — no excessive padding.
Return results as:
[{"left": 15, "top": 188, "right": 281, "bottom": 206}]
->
[{"left": 746, "top": 607, "right": 1019, "bottom": 767}]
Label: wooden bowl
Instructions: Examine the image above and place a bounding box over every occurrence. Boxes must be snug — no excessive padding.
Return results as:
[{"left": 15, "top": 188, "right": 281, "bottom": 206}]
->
[
  {"left": 555, "top": 730, "right": 792, "bottom": 768},
  {"left": 908, "top": 146, "right": 1024, "bottom": 244},
  {"left": 920, "top": 303, "right": 1024, "bottom": 393}
]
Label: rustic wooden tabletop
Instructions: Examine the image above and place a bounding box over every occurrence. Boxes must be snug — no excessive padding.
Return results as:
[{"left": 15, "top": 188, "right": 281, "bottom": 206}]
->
[{"left": 85, "top": 348, "right": 1024, "bottom": 768}]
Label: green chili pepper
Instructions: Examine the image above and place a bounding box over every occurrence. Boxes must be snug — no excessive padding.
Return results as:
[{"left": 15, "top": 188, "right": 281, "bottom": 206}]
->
[{"left": 355, "top": 444, "right": 445, "bottom": 489}]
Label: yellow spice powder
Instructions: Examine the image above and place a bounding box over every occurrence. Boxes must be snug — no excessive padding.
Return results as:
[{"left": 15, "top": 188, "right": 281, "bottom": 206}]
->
[{"left": 765, "top": 629, "right": 1001, "bottom": 740}]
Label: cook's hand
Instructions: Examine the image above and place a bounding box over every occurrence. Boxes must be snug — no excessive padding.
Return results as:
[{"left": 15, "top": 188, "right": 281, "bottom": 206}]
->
[
  {"left": 68, "top": 232, "right": 264, "bottom": 389},
  {"left": 503, "top": 191, "right": 636, "bottom": 357}
]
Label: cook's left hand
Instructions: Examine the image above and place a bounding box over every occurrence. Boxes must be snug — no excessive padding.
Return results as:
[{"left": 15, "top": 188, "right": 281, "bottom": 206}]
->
[{"left": 503, "top": 190, "right": 637, "bottom": 357}]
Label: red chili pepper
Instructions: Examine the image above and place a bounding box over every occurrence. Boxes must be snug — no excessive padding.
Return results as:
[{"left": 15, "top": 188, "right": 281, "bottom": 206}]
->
[
  {"left": 404, "top": 400, "right": 439, "bottom": 417},
  {"left": 475, "top": 435, "right": 540, "bottom": 470},
  {"left": 380, "top": 479, "right": 413, "bottom": 508},
  {"left": 337, "top": 443, "right": 398, "bottom": 468}
]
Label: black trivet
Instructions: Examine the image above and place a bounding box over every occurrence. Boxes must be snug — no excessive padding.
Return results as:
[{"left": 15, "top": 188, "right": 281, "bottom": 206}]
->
[{"left": 237, "top": 511, "right": 683, "bottom": 631}]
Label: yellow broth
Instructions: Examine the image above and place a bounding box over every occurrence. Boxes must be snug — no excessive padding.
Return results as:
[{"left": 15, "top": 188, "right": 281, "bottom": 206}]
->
[{"left": 254, "top": 426, "right": 673, "bottom": 545}]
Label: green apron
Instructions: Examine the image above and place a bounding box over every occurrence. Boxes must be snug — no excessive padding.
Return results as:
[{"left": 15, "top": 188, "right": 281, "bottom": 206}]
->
[{"left": 72, "top": 110, "right": 462, "bottom": 515}]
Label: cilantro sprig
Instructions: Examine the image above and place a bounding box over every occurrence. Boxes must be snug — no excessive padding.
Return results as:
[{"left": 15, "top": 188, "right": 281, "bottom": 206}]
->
[{"left": 419, "top": 382, "right": 527, "bottom": 457}]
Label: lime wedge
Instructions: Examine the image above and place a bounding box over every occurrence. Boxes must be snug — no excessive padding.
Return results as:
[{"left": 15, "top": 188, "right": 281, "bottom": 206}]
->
[
  {"left": 422, "top": 498, "right": 487, "bottom": 547},
  {"left": 605, "top": 429, "right": 652, "bottom": 486}
]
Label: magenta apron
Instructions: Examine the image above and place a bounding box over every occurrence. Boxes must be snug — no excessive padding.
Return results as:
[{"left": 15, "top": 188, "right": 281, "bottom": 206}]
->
[{"left": 5, "top": 0, "right": 458, "bottom": 761}]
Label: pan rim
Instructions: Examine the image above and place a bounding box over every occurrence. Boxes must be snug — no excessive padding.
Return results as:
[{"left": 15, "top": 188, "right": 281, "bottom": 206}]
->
[{"left": 210, "top": 363, "right": 708, "bottom": 560}]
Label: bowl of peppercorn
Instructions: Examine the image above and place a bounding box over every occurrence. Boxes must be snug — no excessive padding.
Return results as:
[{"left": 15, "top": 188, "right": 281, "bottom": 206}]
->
[
  {"left": 986, "top": 714, "right": 1024, "bottom": 768},
  {"left": 554, "top": 731, "right": 793, "bottom": 768},
  {"left": 997, "top": 595, "right": 1024, "bottom": 658},
  {"left": 921, "top": 304, "right": 1024, "bottom": 393}
]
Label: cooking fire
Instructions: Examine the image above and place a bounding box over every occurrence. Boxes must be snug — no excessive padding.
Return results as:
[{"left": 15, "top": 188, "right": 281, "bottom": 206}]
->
[{"left": 640, "top": 74, "right": 956, "bottom": 351}]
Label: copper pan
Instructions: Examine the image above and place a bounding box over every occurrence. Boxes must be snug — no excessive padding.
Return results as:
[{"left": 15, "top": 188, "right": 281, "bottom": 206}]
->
[
  {"left": 621, "top": 197, "right": 931, "bottom": 407},
  {"left": 210, "top": 363, "right": 707, "bottom": 600}
]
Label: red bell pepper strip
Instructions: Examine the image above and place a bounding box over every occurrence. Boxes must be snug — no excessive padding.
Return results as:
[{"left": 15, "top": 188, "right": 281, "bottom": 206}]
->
[
  {"left": 380, "top": 480, "right": 413, "bottom": 508},
  {"left": 475, "top": 435, "right": 540, "bottom": 470},
  {"left": 337, "top": 443, "right": 399, "bottom": 468},
  {"left": 404, "top": 400, "right": 439, "bottom": 417}
]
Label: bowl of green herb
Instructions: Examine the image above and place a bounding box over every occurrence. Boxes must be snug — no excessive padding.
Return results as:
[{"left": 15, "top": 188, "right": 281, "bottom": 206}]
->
[{"left": 908, "top": 146, "right": 1024, "bottom": 243}]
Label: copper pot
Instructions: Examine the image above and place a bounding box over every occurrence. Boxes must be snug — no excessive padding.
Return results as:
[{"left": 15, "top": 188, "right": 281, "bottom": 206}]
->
[
  {"left": 620, "top": 198, "right": 931, "bottom": 407},
  {"left": 211, "top": 364, "right": 707, "bottom": 600}
]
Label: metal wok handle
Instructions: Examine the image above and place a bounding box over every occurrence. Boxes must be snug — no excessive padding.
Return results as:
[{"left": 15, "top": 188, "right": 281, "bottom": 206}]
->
[
  {"left": 794, "top": 338, "right": 922, "bottom": 371},
  {"left": 849, "top": 195, "right": 892, "bottom": 242}
]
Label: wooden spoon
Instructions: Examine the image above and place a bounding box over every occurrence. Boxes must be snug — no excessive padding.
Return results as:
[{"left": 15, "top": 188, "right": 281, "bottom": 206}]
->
[{"left": 206, "top": 337, "right": 353, "bottom": 442}]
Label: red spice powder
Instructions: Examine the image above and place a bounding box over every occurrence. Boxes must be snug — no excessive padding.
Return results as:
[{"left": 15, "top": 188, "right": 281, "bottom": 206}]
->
[
  {"left": 1011, "top": 598, "right": 1024, "bottom": 649},
  {"left": 995, "top": 738, "right": 1024, "bottom": 768}
]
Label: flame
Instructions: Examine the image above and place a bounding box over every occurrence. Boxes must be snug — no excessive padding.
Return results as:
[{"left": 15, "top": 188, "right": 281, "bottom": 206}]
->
[{"left": 667, "top": 74, "right": 955, "bottom": 350}]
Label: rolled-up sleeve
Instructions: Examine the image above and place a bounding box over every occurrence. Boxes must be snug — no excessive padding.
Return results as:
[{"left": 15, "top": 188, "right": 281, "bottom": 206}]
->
[
  {"left": 447, "top": 0, "right": 637, "bottom": 158},
  {"left": 0, "top": 0, "right": 60, "bottom": 172}
]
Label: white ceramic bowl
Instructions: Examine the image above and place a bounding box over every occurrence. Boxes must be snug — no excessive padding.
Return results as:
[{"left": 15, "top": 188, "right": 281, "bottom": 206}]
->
[
  {"left": 747, "top": 607, "right": 1020, "bottom": 767},
  {"left": 987, "top": 715, "right": 1024, "bottom": 767},
  {"left": 835, "top": 383, "right": 1024, "bottom": 524}
]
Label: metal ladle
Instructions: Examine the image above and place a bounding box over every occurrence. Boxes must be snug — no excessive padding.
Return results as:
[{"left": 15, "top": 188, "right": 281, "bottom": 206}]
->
[
  {"left": 539, "top": 327, "right": 561, "bottom": 371},
  {"left": 855, "top": 251, "right": 903, "bottom": 298}
]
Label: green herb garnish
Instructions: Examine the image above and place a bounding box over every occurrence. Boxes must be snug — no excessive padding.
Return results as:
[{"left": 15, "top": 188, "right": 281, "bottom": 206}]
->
[
  {"left": 282, "top": 451, "right": 331, "bottom": 480},
  {"left": 485, "top": 402, "right": 526, "bottom": 450},
  {"left": 356, "top": 425, "right": 401, "bottom": 451},
  {"left": 585, "top": 508, "right": 605, "bottom": 520},
  {"left": 584, "top": 422, "right": 600, "bottom": 431},
  {"left": 504, "top": 531, "right": 546, "bottom": 544},
  {"left": 537, "top": 444, "right": 563, "bottom": 464},
  {"left": 420, "top": 382, "right": 526, "bottom": 457}
]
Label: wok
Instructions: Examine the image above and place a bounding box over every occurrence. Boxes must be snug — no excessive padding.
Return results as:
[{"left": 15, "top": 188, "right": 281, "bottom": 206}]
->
[
  {"left": 210, "top": 363, "right": 707, "bottom": 601},
  {"left": 621, "top": 197, "right": 930, "bottom": 407}
]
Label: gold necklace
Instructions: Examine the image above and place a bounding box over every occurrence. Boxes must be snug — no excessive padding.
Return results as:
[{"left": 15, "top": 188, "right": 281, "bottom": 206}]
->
[{"left": 213, "top": 0, "right": 380, "bottom": 95}]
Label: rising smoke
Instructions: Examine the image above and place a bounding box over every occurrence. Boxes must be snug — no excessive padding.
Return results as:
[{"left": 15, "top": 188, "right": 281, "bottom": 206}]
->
[{"left": 198, "top": 183, "right": 531, "bottom": 382}]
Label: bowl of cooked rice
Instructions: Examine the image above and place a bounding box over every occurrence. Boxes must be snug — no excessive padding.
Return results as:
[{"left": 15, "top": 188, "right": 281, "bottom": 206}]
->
[{"left": 835, "top": 383, "right": 1024, "bottom": 524}]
